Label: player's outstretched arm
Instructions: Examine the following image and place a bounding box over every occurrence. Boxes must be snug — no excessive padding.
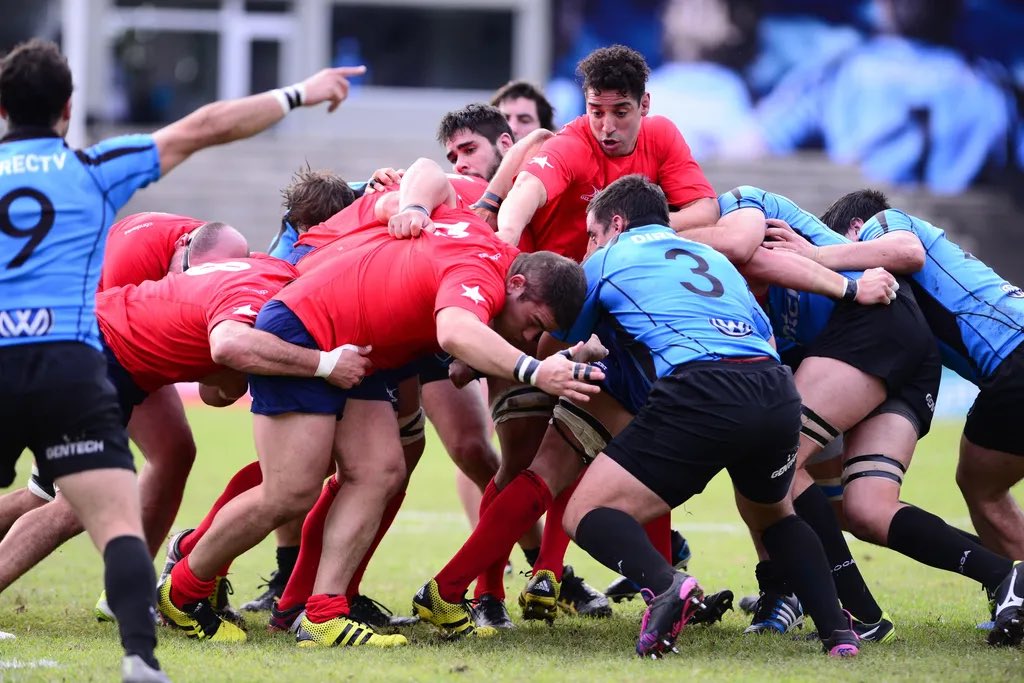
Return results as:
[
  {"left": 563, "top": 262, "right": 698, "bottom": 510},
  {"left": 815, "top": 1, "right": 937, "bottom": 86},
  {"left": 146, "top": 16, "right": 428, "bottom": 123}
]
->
[
  {"left": 209, "top": 320, "right": 371, "bottom": 388},
  {"left": 152, "top": 65, "right": 366, "bottom": 177},
  {"left": 742, "top": 247, "right": 899, "bottom": 305},
  {"left": 496, "top": 172, "right": 547, "bottom": 247},
  {"left": 764, "top": 221, "right": 925, "bottom": 274},
  {"left": 436, "top": 307, "right": 604, "bottom": 404}
]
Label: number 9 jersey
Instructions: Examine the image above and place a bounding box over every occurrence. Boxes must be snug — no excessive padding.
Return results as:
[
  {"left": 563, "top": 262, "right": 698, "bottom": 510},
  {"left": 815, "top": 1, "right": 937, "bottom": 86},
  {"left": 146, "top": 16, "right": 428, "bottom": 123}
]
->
[
  {"left": 0, "top": 130, "right": 160, "bottom": 349},
  {"left": 559, "top": 222, "right": 777, "bottom": 382}
]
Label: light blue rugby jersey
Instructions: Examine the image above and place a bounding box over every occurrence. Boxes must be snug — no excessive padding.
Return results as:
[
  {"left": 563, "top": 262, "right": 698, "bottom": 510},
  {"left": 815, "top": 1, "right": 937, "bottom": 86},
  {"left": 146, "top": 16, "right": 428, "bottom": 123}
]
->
[
  {"left": 560, "top": 223, "right": 777, "bottom": 382},
  {"left": 0, "top": 130, "right": 160, "bottom": 350},
  {"left": 719, "top": 185, "right": 858, "bottom": 348},
  {"left": 859, "top": 209, "right": 1024, "bottom": 382}
]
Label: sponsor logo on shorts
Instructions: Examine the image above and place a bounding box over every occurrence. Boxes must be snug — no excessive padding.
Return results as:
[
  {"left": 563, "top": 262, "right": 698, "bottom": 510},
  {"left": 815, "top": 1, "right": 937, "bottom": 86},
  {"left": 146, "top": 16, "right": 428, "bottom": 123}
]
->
[
  {"left": 770, "top": 450, "right": 797, "bottom": 479},
  {"left": 925, "top": 393, "right": 935, "bottom": 412},
  {"left": 709, "top": 318, "right": 753, "bottom": 337},
  {"left": 1001, "top": 283, "right": 1024, "bottom": 299},
  {"left": 0, "top": 308, "right": 53, "bottom": 338},
  {"left": 44, "top": 439, "right": 105, "bottom": 460}
]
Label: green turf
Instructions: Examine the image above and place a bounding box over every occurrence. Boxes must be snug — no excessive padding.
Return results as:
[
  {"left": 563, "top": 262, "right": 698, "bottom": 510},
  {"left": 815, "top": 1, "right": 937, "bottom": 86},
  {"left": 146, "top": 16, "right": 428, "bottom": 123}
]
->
[{"left": 1, "top": 407, "right": 1022, "bottom": 681}]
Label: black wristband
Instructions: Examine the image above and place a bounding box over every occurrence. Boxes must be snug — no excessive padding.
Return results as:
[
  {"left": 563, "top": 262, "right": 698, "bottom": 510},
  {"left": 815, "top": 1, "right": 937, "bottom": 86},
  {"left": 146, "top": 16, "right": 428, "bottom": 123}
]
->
[
  {"left": 841, "top": 278, "right": 858, "bottom": 303},
  {"left": 557, "top": 348, "right": 574, "bottom": 360},
  {"left": 400, "top": 204, "right": 430, "bottom": 218},
  {"left": 470, "top": 199, "right": 498, "bottom": 215},
  {"left": 482, "top": 191, "right": 503, "bottom": 207}
]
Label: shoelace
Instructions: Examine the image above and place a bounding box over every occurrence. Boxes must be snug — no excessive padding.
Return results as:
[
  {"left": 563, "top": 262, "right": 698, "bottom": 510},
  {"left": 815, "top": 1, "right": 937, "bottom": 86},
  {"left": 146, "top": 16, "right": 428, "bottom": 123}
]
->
[
  {"left": 352, "top": 595, "right": 395, "bottom": 618},
  {"left": 253, "top": 571, "right": 281, "bottom": 593},
  {"left": 472, "top": 597, "right": 507, "bottom": 622}
]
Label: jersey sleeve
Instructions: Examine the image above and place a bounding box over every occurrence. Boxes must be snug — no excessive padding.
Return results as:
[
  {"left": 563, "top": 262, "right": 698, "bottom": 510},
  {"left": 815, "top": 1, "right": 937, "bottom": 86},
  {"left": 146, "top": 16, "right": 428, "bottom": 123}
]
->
[
  {"left": 717, "top": 185, "right": 770, "bottom": 217},
  {"left": 521, "top": 134, "right": 589, "bottom": 202},
  {"left": 267, "top": 221, "right": 299, "bottom": 258},
  {"left": 651, "top": 118, "right": 716, "bottom": 208},
  {"left": 553, "top": 250, "right": 607, "bottom": 343},
  {"left": 77, "top": 134, "right": 161, "bottom": 211},
  {"left": 434, "top": 263, "right": 506, "bottom": 323},
  {"left": 858, "top": 209, "right": 914, "bottom": 241}
]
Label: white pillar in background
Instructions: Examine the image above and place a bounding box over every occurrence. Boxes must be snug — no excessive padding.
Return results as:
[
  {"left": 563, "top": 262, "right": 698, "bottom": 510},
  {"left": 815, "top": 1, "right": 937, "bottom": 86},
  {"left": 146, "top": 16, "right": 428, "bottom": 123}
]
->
[{"left": 62, "top": 0, "right": 89, "bottom": 146}]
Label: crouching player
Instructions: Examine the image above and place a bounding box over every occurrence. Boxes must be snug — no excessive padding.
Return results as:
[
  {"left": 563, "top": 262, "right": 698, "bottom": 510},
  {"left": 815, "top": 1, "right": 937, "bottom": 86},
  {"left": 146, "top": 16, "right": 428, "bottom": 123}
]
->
[{"left": 559, "top": 175, "right": 860, "bottom": 658}]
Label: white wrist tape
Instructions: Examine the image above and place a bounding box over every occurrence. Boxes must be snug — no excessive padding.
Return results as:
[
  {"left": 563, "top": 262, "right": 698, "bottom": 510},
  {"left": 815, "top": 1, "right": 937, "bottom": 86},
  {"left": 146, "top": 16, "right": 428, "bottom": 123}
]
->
[
  {"left": 271, "top": 82, "right": 307, "bottom": 115},
  {"left": 314, "top": 344, "right": 360, "bottom": 378},
  {"left": 513, "top": 353, "right": 541, "bottom": 386}
]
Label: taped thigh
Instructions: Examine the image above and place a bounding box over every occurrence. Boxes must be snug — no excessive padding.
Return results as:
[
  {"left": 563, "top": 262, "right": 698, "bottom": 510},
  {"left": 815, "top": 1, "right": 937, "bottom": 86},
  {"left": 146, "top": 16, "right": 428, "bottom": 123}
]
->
[
  {"left": 800, "top": 405, "right": 841, "bottom": 449},
  {"left": 841, "top": 453, "right": 906, "bottom": 488},
  {"left": 489, "top": 384, "right": 556, "bottom": 425},
  {"left": 397, "top": 407, "right": 426, "bottom": 446},
  {"left": 550, "top": 397, "right": 613, "bottom": 464}
]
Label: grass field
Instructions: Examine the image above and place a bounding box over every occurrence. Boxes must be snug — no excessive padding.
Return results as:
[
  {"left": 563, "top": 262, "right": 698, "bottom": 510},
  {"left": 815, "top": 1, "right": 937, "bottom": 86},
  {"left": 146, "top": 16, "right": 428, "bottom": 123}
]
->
[{"left": 2, "top": 405, "right": 1023, "bottom": 682}]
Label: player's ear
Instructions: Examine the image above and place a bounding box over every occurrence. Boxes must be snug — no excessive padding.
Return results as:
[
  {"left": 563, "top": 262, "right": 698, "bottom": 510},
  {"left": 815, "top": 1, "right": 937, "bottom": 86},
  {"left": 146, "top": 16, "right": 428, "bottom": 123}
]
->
[
  {"left": 498, "top": 132, "right": 515, "bottom": 154},
  {"left": 639, "top": 92, "right": 651, "bottom": 116},
  {"left": 849, "top": 218, "right": 864, "bottom": 239},
  {"left": 507, "top": 272, "right": 527, "bottom": 295}
]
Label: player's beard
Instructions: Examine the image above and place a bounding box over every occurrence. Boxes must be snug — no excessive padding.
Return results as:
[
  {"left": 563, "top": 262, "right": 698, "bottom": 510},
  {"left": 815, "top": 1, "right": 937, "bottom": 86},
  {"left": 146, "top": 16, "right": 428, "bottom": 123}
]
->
[{"left": 484, "top": 148, "right": 503, "bottom": 182}]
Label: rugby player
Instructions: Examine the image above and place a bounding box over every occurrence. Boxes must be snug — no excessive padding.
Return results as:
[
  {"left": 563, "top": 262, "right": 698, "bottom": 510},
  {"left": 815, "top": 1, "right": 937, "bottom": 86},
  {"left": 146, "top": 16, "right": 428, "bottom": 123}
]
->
[
  {"left": 764, "top": 189, "right": 1024, "bottom": 645},
  {"left": 157, "top": 159, "right": 599, "bottom": 647},
  {"left": 557, "top": 175, "right": 861, "bottom": 658},
  {"left": 0, "top": 38, "right": 363, "bottom": 681},
  {"left": 490, "top": 80, "right": 555, "bottom": 141}
]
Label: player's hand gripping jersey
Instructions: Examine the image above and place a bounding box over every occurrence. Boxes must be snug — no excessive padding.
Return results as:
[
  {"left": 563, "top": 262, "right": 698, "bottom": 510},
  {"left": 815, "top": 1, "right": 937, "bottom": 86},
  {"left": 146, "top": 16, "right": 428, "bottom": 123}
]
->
[
  {"left": 0, "top": 131, "right": 160, "bottom": 348},
  {"left": 719, "top": 186, "right": 862, "bottom": 347},
  {"left": 97, "top": 254, "right": 297, "bottom": 391},
  {"left": 276, "top": 205, "right": 518, "bottom": 370},
  {"left": 521, "top": 116, "right": 714, "bottom": 261}
]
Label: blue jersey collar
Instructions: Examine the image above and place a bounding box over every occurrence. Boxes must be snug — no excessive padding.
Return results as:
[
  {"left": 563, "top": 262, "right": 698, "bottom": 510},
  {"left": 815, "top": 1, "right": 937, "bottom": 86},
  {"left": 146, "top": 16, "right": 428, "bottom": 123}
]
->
[{"left": 1, "top": 126, "right": 63, "bottom": 143}]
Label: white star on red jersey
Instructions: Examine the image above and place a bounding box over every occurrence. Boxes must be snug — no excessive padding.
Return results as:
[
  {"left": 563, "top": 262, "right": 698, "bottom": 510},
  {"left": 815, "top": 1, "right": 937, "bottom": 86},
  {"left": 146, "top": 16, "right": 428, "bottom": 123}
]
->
[
  {"left": 232, "top": 304, "right": 259, "bottom": 317},
  {"left": 529, "top": 155, "right": 553, "bottom": 170},
  {"left": 461, "top": 285, "right": 486, "bottom": 305}
]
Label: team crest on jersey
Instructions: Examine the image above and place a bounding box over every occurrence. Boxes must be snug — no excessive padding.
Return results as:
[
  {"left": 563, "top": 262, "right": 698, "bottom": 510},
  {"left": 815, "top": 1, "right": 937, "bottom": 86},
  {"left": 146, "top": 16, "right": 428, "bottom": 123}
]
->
[
  {"left": 433, "top": 221, "right": 470, "bottom": 239},
  {"left": 529, "top": 155, "right": 553, "bottom": 170},
  {"left": 709, "top": 318, "right": 753, "bottom": 337},
  {"left": 1001, "top": 283, "right": 1024, "bottom": 299},
  {"left": 581, "top": 185, "right": 602, "bottom": 202},
  {"left": 0, "top": 307, "right": 53, "bottom": 338}
]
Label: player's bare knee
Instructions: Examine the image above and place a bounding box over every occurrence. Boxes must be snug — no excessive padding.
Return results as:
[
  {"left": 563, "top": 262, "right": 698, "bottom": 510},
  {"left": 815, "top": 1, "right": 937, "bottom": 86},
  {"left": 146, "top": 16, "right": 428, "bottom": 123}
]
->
[
  {"left": 842, "top": 453, "right": 906, "bottom": 543},
  {"left": 447, "top": 437, "right": 498, "bottom": 483}
]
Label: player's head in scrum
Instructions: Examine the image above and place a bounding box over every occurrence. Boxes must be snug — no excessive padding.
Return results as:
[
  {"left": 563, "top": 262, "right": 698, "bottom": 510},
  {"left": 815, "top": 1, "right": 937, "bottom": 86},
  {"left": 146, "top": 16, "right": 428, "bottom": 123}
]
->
[{"left": 437, "top": 103, "right": 514, "bottom": 181}]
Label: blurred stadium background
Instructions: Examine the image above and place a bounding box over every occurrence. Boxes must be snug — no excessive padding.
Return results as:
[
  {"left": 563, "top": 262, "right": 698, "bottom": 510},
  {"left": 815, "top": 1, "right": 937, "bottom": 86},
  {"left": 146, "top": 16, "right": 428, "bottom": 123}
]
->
[{"left": 2, "top": 0, "right": 1021, "bottom": 412}]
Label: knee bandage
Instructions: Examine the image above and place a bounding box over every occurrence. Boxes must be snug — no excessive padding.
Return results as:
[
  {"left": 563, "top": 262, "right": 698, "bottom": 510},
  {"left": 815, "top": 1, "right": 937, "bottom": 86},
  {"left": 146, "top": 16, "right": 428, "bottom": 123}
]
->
[
  {"left": 397, "top": 408, "right": 426, "bottom": 446},
  {"left": 800, "top": 405, "right": 841, "bottom": 449},
  {"left": 550, "top": 398, "right": 612, "bottom": 464},
  {"left": 489, "top": 385, "right": 556, "bottom": 425},
  {"left": 27, "top": 464, "right": 57, "bottom": 502},
  {"left": 841, "top": 454, "right": 906, "bottom": 487}
]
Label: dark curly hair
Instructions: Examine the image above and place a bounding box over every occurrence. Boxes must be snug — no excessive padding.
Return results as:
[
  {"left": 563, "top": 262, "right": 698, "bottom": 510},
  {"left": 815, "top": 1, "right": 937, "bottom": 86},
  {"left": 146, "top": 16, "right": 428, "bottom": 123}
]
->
[
  {"left": 436, "top": 103, "right": 513, "bottom": 146},
  {"left": 0, "top": 39, "right": 72, "bottom": 128},
  {"left": 576, "top": 45, "right": 649, "bottom": 103}
]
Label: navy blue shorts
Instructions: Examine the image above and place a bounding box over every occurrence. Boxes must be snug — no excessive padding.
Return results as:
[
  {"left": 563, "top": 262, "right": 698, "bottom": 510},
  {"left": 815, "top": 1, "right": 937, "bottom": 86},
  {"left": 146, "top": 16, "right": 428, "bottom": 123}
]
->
[
  {"left": 248, "top": 300, "right": 392, "bottom": 417},
  {"left": 592, "top": 320, "right": 653, "bottom": 415},
  {"left": 284, "top": 243, "right": 315, "bottom": 266}
]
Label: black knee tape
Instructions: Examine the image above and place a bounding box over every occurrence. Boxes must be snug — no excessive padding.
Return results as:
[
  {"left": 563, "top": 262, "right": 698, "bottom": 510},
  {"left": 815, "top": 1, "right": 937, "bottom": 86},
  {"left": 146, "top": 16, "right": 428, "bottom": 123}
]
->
[
  {"left": 800, "top": 405, "right": 840, "bottom": 449},
  {"left": 841, "top": 453, "right": 906, "bottom": 487}
]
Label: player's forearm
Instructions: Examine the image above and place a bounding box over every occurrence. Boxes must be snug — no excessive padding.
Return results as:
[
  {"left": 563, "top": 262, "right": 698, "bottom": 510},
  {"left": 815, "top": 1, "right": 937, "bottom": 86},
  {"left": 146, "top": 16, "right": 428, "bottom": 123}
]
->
[
  {"left": 817, "top": 235, "right": 924, "bottom": 274},
  {"left": 486, "top": 129, "right": 552, "bottom": 200},
  {"left": 496, "top": 173, "right": 546, "bottom": 246},
  {"left": 210, "top": 323, "right": 319, "bottom": 378},
  {"left": 436, "top": 310, "right": 523, "bottom": 381},
  {"left": 679, "top": 225, "right": 760, "bottom": 265},
  {"left": 741, "top": 247, "right": 845, "bottom": 298},
  {"left": 669, "top": 197, "right": 720, "bottom": 232},
  {"left": 398, "top": 158, "right": 455, "bottom": 212}
]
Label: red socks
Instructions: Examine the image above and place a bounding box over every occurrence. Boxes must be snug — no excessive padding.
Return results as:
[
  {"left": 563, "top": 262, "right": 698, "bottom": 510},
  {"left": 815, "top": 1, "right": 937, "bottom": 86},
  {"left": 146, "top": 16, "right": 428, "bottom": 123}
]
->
[
  {"left": 277, "top": 476, "right": 341, "bottom": 611},
  {"left": 169, "top": 555, "right": 216, "bottom": 606},
  {"left": 644, "top": 513, "right": 673, "bottom": 564},
  {"left": 436, "top": 471, "right": 553, "bottom": 604},
  {"left": 179, "top": 460, "right": 263, "bottom": 557},
  {"left": 532, "top": 477, "right": 580, "bottom": 581},
  {"left": 305, "top": 593, "right": 350, "bottom": 623}
]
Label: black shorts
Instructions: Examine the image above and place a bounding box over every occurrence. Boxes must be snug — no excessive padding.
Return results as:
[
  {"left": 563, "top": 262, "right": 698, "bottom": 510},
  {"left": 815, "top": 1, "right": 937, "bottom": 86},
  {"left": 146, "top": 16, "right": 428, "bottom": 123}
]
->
[
  {"left": 807, "top": 285, "right": 940, "bottom": 437},
  {"left": 417, "top": 353, "right": 455, "bottom": 385},
  {"left": 965, "top": 340, "right": 1024, "bottom": 455},
  {"left": 0, "top": 342, "right": 135, "bottom": 489},
  {"left": 604, "top": 359, "right": 801, "bottom": 507}
]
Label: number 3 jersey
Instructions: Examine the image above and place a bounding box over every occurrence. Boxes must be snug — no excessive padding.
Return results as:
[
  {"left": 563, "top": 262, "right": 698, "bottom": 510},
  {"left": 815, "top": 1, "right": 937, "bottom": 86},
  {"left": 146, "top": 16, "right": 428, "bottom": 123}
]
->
[
  {"left": 0, "top": 130, "right": 160, "bottom": 349},
  {"left": 560, "top": 223, "right": 777, "bottom": 382}
]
